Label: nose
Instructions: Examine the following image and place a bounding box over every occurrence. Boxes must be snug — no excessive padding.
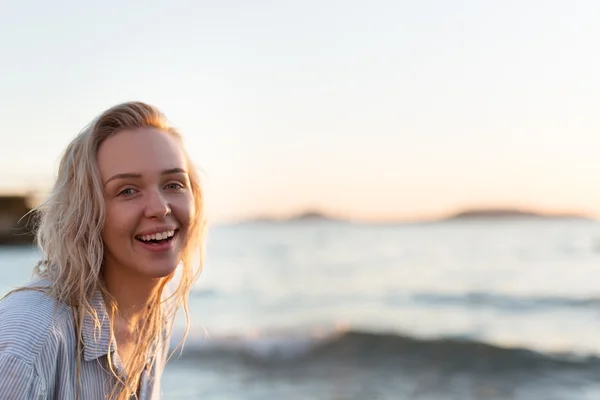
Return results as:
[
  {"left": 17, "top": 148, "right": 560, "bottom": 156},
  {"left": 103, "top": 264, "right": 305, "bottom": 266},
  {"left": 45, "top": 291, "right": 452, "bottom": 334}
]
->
[{"left": 144, "top": 189, "right": 171, "bottom": 219}]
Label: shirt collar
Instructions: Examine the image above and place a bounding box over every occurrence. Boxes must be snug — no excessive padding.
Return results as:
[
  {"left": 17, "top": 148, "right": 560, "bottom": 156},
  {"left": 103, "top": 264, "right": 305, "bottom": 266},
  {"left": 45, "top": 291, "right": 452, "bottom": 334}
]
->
[
  {"left": 81, "top": 289, "right": 114, "bottom": 362},
  {"left": 80, "top": 288, "right": 164, "bottom": 365}
]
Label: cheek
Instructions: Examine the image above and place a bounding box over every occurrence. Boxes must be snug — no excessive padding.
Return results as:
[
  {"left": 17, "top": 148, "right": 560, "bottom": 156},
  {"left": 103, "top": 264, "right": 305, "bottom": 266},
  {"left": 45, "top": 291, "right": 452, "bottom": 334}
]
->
[
  {"left": 173, "top": 194, "right": 195, "bottom": 227},
  {"left": 103, "top": 204, "right": 136, "bottom": 241}
]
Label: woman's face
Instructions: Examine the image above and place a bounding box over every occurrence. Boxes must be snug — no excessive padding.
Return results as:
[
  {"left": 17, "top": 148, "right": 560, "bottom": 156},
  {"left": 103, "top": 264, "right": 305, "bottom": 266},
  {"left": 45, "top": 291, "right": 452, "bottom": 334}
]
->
[{"left": 98, "top": 127, "right": 195, "bottom": 280}]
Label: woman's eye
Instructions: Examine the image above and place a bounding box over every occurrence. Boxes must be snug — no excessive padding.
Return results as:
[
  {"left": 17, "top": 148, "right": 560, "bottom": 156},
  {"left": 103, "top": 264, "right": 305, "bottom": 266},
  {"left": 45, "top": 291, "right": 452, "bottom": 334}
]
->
[
  {"left": 117, "top": 188, "right": 136, "bottom": 196},
  {"left": 165, "top": 182, "right": 185, "bottom": 190}
]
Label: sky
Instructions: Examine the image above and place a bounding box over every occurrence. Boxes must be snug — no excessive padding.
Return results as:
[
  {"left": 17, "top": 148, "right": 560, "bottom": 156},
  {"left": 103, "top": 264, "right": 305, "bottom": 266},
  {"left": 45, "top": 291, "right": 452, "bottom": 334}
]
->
[{"left": 1, "top": 0, "right": 600, "bottom": 223}]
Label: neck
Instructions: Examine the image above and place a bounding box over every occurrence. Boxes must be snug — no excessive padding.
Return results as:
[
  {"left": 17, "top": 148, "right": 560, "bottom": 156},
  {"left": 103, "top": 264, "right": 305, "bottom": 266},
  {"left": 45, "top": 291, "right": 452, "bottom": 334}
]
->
[{"left": 102, "top": 263, "right": 163, "bottom": 326}]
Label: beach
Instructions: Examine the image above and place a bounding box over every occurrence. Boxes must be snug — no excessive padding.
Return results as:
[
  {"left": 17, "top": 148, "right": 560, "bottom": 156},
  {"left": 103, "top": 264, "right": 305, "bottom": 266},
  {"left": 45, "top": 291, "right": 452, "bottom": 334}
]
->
[{"left": 3, "top": 218, "right": 600, "bottom": 399}]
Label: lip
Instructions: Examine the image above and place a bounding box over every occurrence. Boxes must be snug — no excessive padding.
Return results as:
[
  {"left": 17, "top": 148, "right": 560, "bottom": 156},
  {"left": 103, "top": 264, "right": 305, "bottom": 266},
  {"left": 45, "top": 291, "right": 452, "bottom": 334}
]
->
[
  {"left": 135, "top": 230, "right": 178, "bottom": 253},
  {"left": 135, "top": 226, "right": 178, "bottom": 237}
]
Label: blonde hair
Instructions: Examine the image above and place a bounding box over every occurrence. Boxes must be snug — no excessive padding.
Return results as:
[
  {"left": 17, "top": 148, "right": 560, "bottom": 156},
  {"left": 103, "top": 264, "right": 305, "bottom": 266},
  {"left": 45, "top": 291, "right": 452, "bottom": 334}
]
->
[{"left": 31, "top": 101, "right": 205, "bottom": 399}]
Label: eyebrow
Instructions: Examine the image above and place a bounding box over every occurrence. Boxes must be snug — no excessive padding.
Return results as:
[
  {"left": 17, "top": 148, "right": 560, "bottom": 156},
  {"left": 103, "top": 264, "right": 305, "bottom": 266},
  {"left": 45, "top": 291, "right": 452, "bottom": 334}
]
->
[{"left": 104, "top": 168, "right": 187, "bottom": 187}]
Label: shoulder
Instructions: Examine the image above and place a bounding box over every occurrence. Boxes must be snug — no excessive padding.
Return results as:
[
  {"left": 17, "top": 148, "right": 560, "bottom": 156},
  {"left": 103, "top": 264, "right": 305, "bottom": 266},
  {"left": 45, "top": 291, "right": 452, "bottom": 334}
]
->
[{"left": 0, "top": 279, "right": 73, "bottom": 363}]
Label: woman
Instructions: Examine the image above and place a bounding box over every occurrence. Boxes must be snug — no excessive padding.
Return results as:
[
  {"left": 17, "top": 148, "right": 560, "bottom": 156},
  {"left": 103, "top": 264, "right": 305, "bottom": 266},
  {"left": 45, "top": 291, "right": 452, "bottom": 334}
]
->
[{"left": 0, "top": 102, "right": 206, "bottom": 400}]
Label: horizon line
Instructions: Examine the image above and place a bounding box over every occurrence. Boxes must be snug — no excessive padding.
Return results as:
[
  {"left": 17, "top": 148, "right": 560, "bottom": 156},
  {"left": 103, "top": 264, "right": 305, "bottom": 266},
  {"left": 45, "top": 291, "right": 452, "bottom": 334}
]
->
[
  {"left": 214, "top": 206, "right": 596, "bottom": 226},
  {"left": 0, "top": 191, "right": 596, "bottom": 225}
]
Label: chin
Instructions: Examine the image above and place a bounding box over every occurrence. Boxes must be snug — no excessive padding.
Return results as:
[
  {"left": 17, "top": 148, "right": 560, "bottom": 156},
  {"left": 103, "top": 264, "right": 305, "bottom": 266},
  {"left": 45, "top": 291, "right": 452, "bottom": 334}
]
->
[{"left": 142, "top": 263, "right": 179, "bottom": 278}]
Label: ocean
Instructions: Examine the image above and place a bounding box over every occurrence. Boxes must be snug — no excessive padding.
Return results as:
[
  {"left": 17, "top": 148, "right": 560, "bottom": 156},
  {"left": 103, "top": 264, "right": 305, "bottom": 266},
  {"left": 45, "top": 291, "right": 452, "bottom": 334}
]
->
[{"left": 2, "top": 218, "right": 600, "bottom": 399}]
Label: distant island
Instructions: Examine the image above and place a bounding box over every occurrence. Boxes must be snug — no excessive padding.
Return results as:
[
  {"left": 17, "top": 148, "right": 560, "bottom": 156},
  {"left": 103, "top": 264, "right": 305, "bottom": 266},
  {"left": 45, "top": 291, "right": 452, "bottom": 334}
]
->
[
  {"left": 236, "top": 210, "right": 345, "bottom": 224},
  {"left": 443, "top": 208, "right": 589, "bottom": 221},
  {"left": 287, "top": 211, "right": 340, "bottom": 221}
]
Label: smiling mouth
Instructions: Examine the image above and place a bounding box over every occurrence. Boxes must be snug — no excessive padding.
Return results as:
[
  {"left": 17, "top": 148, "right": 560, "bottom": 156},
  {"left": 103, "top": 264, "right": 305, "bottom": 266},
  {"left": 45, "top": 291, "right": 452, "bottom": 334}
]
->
[{"left": 135, "top": 229, "right": 178, "bottom": 245}]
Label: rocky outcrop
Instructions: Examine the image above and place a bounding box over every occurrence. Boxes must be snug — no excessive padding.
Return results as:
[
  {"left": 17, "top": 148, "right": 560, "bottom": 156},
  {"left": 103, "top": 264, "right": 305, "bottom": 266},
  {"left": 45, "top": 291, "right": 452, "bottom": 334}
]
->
[{"left": 0, "top": 195, "right": 37, "bottom": 245}]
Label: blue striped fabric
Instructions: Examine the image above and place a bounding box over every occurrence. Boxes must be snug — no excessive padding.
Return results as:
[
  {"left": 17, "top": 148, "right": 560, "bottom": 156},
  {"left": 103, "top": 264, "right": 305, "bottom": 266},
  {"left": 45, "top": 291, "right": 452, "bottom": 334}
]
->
[{"left": 0, "top": 279, "right": 167, "bottom": 400}]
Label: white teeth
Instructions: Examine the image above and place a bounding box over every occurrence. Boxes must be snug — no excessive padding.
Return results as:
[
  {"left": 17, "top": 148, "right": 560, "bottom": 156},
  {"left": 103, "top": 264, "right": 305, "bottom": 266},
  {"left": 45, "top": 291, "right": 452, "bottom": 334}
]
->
[{"left": 137, "top": 230, "right": 176, "bottom": 242}]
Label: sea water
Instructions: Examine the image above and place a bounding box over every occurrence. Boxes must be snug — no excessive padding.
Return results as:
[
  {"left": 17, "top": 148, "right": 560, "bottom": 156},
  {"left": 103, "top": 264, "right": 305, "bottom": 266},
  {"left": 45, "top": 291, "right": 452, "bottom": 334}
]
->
[{"left": 2, "top": 219, "right": 600, "bottom": 399}]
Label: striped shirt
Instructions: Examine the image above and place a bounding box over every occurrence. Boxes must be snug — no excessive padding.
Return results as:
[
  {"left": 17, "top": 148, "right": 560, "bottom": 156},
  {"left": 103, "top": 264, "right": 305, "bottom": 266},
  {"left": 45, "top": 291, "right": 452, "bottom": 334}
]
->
[{"left": 0, "top": 279, "right": 168, "bottom": 400}]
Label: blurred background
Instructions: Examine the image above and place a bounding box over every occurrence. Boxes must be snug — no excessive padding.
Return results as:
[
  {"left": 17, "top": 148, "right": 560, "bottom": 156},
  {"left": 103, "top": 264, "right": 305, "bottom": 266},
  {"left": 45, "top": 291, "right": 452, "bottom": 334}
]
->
[{"left": 2, "top": 1, "right": 600, "bottom": 399}]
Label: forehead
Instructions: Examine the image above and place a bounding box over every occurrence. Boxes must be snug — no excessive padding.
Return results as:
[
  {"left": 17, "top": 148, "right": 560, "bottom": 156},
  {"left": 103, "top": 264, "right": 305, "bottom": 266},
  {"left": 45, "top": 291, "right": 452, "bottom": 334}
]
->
[{"left": 97, "top": 128, "right": 186, "bottom": 179}]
